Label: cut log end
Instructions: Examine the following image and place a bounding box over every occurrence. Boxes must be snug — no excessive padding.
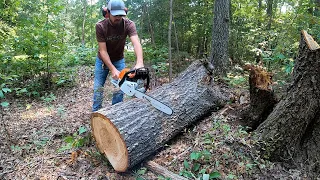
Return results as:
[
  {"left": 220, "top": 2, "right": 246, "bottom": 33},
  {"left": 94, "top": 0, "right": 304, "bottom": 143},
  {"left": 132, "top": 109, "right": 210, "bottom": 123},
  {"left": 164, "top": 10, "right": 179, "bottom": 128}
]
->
[{"left": 91, "top": 113, "right": 128, "bottom": 172}]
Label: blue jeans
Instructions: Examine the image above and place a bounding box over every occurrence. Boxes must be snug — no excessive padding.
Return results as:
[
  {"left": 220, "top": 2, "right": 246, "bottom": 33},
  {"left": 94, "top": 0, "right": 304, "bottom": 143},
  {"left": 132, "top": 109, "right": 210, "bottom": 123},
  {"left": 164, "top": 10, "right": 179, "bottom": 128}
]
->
[{"left": 92, "top": 57, "right": 126, "bottom": 112}]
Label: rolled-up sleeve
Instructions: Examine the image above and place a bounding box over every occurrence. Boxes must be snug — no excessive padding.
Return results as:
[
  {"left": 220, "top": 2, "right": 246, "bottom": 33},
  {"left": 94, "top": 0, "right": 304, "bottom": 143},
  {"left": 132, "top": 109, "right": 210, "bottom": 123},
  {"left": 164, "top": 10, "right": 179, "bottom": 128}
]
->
[
  {"left": 127, "top": 21, "right": 138, "bottom": 37},
  {"left": 96, "top": 23, "right": 105, "bottom": 42}
]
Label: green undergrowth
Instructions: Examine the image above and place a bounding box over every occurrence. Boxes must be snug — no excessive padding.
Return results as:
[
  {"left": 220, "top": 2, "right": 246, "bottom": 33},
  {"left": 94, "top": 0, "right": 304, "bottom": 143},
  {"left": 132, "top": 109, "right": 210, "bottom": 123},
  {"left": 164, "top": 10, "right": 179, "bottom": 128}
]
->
[
  {"left": 177, "top": 115, "right": 260, "bottom": 179},
  {"left": 177, "top": 114, "right": 304, "bottom": 179}
]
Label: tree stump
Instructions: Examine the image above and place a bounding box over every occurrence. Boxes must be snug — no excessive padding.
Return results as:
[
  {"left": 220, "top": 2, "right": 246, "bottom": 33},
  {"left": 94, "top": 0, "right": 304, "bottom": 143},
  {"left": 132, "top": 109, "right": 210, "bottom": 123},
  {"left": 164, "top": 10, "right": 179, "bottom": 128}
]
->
[
  {"left": 240, "top": 64, "right": 278, "bottom": 130},
  {"left": 254, "top": 30, "right": 320, "bottom": 173},
  {"left": 91, "top": 60, "right": 230, "bottom": 172}
]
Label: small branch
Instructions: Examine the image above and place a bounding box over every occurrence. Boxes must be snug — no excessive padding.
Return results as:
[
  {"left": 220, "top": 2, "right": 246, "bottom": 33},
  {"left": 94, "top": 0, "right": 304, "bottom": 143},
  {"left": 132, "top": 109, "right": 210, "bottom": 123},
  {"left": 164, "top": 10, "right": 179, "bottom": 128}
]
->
[
  {"left": 168, "top": 146, "right": 192, "bottom": 166},
  {"left": 219, "top": 105, "right": 234, "bottom": 115},
  {"left": 145, "top": 161, "right": 188, "bottom": 180}
]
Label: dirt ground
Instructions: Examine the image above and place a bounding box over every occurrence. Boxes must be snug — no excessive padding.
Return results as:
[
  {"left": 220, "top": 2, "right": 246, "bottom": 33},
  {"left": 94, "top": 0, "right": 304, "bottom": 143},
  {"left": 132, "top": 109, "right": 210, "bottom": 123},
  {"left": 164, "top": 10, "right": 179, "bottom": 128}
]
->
[{"left": 0, "top": 66, "right": 314, "bottom": 180}]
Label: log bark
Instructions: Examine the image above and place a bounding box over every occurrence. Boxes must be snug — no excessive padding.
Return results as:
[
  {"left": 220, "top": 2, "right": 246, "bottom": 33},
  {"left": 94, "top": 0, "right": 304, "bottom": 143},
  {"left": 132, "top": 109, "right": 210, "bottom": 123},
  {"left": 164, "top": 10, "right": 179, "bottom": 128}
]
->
[
  {"left": 91, "top": 60, "right": 229, "bottom": 172},
  {"left": 253, "top": 30, "right": 320, "bottom": 172}
]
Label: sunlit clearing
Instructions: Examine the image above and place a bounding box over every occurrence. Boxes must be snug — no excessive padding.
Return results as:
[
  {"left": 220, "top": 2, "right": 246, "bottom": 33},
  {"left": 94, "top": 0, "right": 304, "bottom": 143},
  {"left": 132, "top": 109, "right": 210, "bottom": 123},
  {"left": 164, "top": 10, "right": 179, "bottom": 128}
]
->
[{"left": 21, "top": 107, "right": 55, "bottom": 120}]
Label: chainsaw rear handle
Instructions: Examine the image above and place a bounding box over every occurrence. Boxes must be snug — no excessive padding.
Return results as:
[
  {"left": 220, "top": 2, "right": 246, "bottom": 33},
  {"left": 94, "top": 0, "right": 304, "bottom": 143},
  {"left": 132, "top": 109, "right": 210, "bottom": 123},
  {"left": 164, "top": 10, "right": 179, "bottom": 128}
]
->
[{"left": 118, "top": 68, "right": 150, "bottom": 91}]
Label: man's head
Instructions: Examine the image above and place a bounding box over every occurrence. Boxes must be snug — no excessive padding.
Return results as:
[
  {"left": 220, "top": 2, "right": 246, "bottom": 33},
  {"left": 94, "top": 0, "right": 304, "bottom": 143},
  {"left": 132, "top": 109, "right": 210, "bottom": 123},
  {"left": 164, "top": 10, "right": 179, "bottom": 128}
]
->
[{"left": 107, "top": 0, "right": 127, "bottom": 24}]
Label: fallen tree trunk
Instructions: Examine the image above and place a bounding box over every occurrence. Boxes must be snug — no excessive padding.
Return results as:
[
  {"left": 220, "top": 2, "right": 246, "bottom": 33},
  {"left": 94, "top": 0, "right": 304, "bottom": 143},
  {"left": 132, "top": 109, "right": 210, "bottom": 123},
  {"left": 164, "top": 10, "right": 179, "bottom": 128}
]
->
[
  {"left": 91, "top": 60, "right": 229, "bottom": 172},
  {"left": 254, "top": 30, "right": 320, "bottom": 173}
]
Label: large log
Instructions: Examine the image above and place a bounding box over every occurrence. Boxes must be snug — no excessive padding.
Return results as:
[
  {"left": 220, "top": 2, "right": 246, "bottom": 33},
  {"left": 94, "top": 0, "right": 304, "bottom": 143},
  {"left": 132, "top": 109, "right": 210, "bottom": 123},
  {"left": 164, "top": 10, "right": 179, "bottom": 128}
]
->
[
  {"left": 254, "top": 30, "right": 320, "bottom": 172},
  {"left": 91, "top": 60, "right": 229, "bottom": 172}
]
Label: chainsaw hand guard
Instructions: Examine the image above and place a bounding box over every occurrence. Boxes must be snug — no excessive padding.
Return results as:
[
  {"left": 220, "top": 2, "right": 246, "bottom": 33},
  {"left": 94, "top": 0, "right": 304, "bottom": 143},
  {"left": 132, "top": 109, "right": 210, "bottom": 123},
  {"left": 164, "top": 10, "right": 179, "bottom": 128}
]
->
[{"left": 118, "top": 68, "right": 150, "bottom": 91}]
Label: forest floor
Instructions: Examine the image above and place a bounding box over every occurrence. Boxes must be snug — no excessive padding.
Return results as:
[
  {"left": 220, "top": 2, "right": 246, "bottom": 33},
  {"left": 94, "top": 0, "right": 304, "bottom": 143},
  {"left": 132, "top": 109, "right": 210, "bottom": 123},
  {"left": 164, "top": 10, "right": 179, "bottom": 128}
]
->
[{"left": 0, "top": 65, "right": 314, "bottom": 180}]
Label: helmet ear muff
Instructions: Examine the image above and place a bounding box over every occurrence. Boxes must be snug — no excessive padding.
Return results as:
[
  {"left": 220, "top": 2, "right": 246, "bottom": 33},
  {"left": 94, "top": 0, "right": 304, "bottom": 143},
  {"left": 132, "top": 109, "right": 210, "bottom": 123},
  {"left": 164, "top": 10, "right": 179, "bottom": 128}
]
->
[{"left": 102, "top": 7, "right": 109, "bottom": 18}]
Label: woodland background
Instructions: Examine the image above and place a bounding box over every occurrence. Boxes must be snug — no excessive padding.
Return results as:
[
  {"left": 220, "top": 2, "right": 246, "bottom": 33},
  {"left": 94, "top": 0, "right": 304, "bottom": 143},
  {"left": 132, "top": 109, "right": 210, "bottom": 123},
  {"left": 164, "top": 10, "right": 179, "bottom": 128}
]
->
[
  {"left": 1, "top": 0, "right": 319, "bottom": 103},
  {"left": 1, "top": 0, "right": 320, "bottom": 179}
]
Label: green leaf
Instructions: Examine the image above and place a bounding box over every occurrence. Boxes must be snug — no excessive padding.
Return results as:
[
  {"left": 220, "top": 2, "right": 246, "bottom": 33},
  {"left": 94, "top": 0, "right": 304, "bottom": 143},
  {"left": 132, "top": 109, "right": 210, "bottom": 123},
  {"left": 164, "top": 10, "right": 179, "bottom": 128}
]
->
[
  {"left": 0, "top": 91, "right": 4, "bottom": 98},
  {"left": 202, "top": 150, "right": 211, "bottom": 160},
  {"left": 19, "top": 88, "right": 28, "bottom": 93},
  {"left": 2, "top": 88, "right": 11, "bottom": 93},
  {"left": 227, "top": 174, "right": 236, "bottom": 179},
  {"left": 199, "top": 169, "right": 206, "bottom": 174},
  {"left": 276, "top": 53, "right": 285, "bottom": 60},
  {"left": 193, "top": 163, "right": 200, "bottom": 172},
  {"left": 209, "top": 171, "right": 221, "bottom": 178},
  {"left": 75, "top": 138, "right": 86, "bottom": 147},
  {"left": 246, "top": 163, "right": 254, "bottom": 170},
  {"left": 190, "top": 151, "right": 202, "bottom": 160},
  {"left": 180, "top": 170, "right": 194, "bottom": 178},
  {"left": 57, "top": 79, "right": 66, "bottom": 85},
  {"left": 58, "top": 144, "right": 73, "bottom": 152},
  {"left": 183, "top": 160, "right": 190, "bottom": 169},
  {"left": 285, "top": 65, "right": 293, "bottom": 74},
  {"left": 64, "top": 136, "right": 74, "bottom": 143},
  {"left": 1, "top": 101, "right": 9, "bottom": 107},
  {"left": 202, "top": 174, "right": 210, "bottom": 180},
  {"left": 78, "top": 126, "right": 87, "bottom": 135},
  {"left": 137, "top": 168, "right": 147, "bottom": 175},
  {"left": 11, "top": 145, "right": 22, "bottom": 151}
]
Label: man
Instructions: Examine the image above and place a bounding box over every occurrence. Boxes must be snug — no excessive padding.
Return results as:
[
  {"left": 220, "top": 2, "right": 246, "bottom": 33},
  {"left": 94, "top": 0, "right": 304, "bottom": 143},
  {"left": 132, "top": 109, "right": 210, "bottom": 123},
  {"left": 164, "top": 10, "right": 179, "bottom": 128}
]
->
[{"left": 92, "top": 0, "right": 144, "bottom": 112}]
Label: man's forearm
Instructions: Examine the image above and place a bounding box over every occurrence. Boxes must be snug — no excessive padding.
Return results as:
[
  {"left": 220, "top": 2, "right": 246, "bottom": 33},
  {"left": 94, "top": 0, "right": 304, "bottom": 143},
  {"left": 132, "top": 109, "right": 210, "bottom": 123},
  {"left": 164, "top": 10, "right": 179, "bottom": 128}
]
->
[
  {"left": 100, "top": 50, "right": 116, "bottom": 71},
  {"left": 134, "top": 43, "right": 144, "bottom": 67}
]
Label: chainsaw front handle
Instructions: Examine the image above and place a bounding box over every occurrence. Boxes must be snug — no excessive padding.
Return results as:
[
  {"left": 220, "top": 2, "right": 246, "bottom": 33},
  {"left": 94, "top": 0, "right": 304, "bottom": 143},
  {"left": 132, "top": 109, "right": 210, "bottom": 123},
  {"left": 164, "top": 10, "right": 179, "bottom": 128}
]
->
[{"left": 118, "top": 68, "right": 150, "bottom": 91}]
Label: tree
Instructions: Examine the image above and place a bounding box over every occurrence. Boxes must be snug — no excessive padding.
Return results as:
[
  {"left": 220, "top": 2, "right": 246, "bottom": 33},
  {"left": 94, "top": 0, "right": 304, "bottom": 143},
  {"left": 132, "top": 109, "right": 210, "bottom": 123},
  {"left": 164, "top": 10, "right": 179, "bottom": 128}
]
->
[
  {"left": 253, "top": 30, "right": 320, "bottom": 174},
  {"left": 210, "top": 0, "right": 230, "bottom": 77},
  {"left": 266, "top": 0, "right": 273, "bottom": 30},
  {"left": 81, "top": 0, "right": 88, "bottom": 46},
  {"left": 168, "top": 0, "right": 173, "bottom": 82},
  {"left": 314, "top": 0, "right": 320, "bottom": 16}
]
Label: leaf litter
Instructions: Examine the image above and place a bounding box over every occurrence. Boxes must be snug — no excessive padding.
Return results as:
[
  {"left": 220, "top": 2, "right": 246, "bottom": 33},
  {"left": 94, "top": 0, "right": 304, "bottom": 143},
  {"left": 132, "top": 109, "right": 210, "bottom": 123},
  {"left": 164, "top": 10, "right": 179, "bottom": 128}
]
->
[{"left": 0, "top": 66, "right": 312, "bottom": 180}]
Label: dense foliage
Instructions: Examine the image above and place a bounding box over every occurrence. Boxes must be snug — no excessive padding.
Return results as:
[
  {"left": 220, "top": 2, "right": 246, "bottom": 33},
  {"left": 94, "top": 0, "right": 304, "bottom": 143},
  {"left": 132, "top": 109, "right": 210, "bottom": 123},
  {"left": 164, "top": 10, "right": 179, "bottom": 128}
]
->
[{"left": 0, "top": 0, "right": 319, "bottom": 105}]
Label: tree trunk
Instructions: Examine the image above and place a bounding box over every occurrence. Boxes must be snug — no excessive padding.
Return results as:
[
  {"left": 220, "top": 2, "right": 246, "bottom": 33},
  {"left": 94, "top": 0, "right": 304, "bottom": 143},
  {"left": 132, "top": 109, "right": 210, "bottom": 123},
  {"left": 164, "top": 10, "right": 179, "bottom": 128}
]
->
[
  {"left": 254, "top": 30, "right": 320, "bottom": 172},
  {"left": 210, "top": 0, "right": 230, "bottom": 77},
  {"left": 314, "top": 0, "right": 320, "bottom": 16},
  {"left": 258, "top": 0, "right": 262, "bottom": 27},
  {"left": 145, "top": 2, "right": 155, "bottom": 46},
  {"left": 173, "top": 20, "right": 180, "bottom": 55},
  {"left": 241, "top": 64, "right": 278, "bottom": 130},
  {"left": 266, "top": 0, "right": 273, "bottom": 30},
  {"left": 91, "top": 60, "right": 229, "bottom": 172},
  {"left": 81, "top": 0, "right": 87, "bottom": 46},
  {"left": 168, "top": 0, "right": 173, "bottom": 82}
]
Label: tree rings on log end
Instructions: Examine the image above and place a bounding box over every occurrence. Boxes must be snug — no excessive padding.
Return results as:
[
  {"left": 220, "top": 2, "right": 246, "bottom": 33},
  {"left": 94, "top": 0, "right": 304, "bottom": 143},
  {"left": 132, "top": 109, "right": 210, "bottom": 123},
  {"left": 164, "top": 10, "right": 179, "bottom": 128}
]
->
[{"left": 91, "top": 113, "right": 128, "bottom": 172}]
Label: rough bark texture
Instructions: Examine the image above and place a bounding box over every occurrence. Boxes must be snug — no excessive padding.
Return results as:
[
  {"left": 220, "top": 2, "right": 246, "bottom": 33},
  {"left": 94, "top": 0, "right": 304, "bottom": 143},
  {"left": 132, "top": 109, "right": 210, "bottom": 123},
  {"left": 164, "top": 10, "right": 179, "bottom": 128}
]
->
[
  {"left": 241, "top": 65, "right": 278, "bottom": 130},
  {"left": 254, "top": 31, "right": 320, "bottom": 173},
  {"left": 210, "top": 0, "right": 230, "bottom": 77},
  {"left": 91, "top": 60, "right": 230, "bottom": 172}
]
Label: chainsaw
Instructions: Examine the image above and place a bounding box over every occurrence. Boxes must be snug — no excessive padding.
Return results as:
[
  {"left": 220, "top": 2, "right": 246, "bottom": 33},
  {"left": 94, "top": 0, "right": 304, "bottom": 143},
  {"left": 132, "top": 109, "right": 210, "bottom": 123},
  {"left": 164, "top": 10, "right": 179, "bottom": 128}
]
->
[{"left": 111, "top": 67, "right": 173, "bottom": 115}]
